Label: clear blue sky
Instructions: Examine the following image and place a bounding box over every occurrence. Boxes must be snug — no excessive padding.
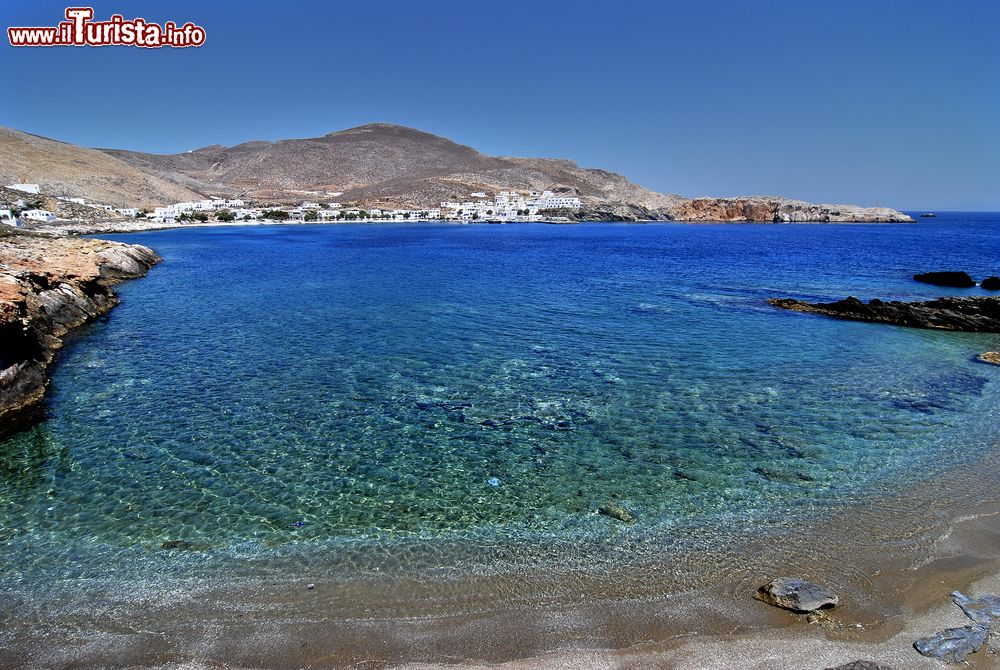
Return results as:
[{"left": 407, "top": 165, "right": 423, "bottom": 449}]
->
[{"left": 2, "top": 0, "right": 998, "bottom": 209}]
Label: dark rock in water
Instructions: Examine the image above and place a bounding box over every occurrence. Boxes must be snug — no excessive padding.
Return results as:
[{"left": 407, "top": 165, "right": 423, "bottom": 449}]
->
[
  {"left": 977, "top": 352, "right": 1000, "bottom": 366},
  {"left": 913, "top": 271, "right": 976, "bottom": 288},
  {"left": 981, "top": 276, "right": 1000, "bottom": 290},
  {"left": 913, "top": 624, "right": 989, "bottom": 663},
  {"left": 951, "top": 591, "right": 1000, "bottom": 625},
  {"left": 769, "top": 296, "right": 1000, "bottom": 332},
  {"left": 825, "top": 662, "right": 894, "bottom": 670},
  {"left": 597, "top": 502, "right": 636, "bottom": 523},
  {"left": 755, "top": 577, "right": 839, "bottom": 612}
]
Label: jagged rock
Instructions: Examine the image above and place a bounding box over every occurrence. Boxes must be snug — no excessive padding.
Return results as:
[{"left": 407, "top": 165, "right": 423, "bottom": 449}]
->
[
  {"left": 981, "top": 276, "right": 1000, "bottom": 290},
  {"left": 0, "top": 232, "right": 159, "bottom": 437},
  {"left": 769, "top": 296, "right": 1000, "bottom": 333},
  {"left": 913, "top": 271, "right": 976, "bottom": 288},
  {"left": 755, "top": 578, "right": 838, "bottom": 612},
  {"left": 597, "top": 502, "right": 635, "bottom": 523},
  {"left": 824, "top": 662, "right": 894, "bottom": 670},
  {"left": 951, "top": 591, "right": 1000, "bottom": 625},
  {"left": 913, "top": 624, "right": 989, "bottom": 663}
]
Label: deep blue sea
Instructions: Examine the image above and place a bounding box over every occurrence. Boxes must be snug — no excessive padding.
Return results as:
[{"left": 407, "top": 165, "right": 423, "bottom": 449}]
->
[{"left": 2, "top": 214, "right": 1000, "bottom": 590}]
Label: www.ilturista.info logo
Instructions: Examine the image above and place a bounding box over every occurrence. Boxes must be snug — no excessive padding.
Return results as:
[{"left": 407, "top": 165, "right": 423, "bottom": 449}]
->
[{"left": 7, "top": 7, "right": 205, "bottom": 48}]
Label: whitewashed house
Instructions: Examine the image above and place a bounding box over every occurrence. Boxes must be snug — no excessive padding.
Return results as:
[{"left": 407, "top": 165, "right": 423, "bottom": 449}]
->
[
  {"left": 115, "top": 208, "right": 140, "bottom": 217},
  {"left": 152, "top": 207, "right": 177, "bottom": 223},
  {"left": 9, "top": 183, "right": 40, "bottom": 195},
  {"left": 0, "top": 209, "right": 17, "bottom": 226},
  {"left": 20, "top": 209, "right": 56, "bottom": 222}
]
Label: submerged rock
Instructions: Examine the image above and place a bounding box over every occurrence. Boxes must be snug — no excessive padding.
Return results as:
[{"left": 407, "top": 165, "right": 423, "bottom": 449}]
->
[
  {"left": 981, "top": 276, "right": 1000, "bottom": 290},
  {"left": 769, "top": 296, "right": 1000, "bottom": 332},
  {"left": 913, "top": 624, "right": 989, "bottom": 663},
  {"left": 913, "top": 271, "right": 976, "bottom": 288},
  {"left": 597, "top": 502, "right": 635, "bottom": 524},
  {"left": 755, "top": 577, "right": 839, "bottom": 612}
]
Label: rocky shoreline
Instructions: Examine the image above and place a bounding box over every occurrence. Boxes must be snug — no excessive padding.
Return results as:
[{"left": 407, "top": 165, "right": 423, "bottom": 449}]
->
[
  {"left": 769, "top": 296, "right": 1000, "bottom": 333},
  {"left": 562, "top": 196, "right": 913, "bottom": 223},
  {"left": 0, "top": 230, "right": 159, "bottom": 437}
]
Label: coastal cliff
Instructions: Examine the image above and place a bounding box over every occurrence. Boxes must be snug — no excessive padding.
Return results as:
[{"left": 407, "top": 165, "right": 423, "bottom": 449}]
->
[{"left": 0, "top": 231, "right": 159, "bottom": 436}]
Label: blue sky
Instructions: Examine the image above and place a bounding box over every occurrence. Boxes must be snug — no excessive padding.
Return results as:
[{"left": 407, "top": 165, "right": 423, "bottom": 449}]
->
[{"left": 2, "top": 0, "right": 998, "bottom": 209}]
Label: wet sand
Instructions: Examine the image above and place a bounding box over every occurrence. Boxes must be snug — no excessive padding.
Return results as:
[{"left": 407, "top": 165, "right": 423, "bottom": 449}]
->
[{"left": 2, "top": 441, "right": 999, "bottom": 669}]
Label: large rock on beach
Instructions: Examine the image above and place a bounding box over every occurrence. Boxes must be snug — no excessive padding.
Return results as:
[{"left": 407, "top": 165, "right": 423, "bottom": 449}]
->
[
  {"left": 769, "top": 296, "right": 1000, "bottom": 333},
  {"left": 951, "top": 591, "right": 1000, "bottom": 625},
  {"left": 755, "top": 578, "right": 839, "bottom": 612},
  {"left": 913, "top": 624, "right": 989, "bottom": 663},
  {"left": 912, "top": 271, "right": 976, "bottom": 288}
]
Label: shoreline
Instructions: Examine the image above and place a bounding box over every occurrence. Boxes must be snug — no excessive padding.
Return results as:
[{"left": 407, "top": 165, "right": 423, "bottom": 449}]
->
[
  {"left": 22, "top": 215, "right": 922, "bottom": 238},
  {"left": 2, "top": 439, "right": 999, "bottom": 669}
]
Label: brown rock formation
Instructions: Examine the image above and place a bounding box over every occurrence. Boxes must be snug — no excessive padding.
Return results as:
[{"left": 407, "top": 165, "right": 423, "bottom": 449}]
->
[{"left": 0, "top": 230, "right": 160, "bottom": 436}]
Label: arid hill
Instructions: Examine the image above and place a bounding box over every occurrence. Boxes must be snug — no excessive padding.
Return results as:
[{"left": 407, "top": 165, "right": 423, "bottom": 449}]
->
[
  {"left": 1, "top": 123, "right": 911, "bottom": 221},
  {"left": 0, "top": 127, "right": 202, "bottom": 208},
  {"left": 101, "top": 123, "right": 684, "bottom": 211}
]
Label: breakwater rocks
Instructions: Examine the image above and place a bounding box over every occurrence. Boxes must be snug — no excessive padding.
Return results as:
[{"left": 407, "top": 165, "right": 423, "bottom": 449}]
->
[
  {"left": 0, "top": 231, "right": 159, "bottom": 437},
  {"left": 768, "top": 296, "right": 1000, "bottom": 333}
]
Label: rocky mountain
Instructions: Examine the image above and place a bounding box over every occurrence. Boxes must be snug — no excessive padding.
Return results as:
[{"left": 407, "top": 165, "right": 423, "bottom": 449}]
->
[
  {"left": 0, "top": 128, "right": 203, "bottom": 208},
  {"left": 101, "top": 123, "right": 685, "bottom": 211},
  {"left": 1, "top": 123, "right": 911, "bottom": 222}
]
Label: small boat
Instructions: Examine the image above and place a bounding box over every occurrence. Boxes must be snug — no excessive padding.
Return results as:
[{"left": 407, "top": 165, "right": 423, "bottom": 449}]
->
[{"left": 920, "top": 213, "right": 937, "bottom": 218}]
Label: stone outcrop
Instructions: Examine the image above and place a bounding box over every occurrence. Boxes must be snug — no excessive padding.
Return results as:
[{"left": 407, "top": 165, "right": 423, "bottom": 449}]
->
[
  {"left": 664, "top": 196, "right": 912, "bottom": 223},
  {"left": 0, "top": 230, "right": 159, "bottom": 437},
  {"left": 754, "top": 578, "right": 839, "bottom": 613},
  {"left": 564, "top": 196, "right": 912, "bottom": 223},
  {"left": 913, "top": 271, "right": 976, "bottom": 288},
  {"left": 978, "top": 352, "right": 1000, "bottom": 365},
  {"left": 981, "top": 276, "right": 1000, "bottom": 290},
  {"left": 769, "top": 296, "right": 1000, "bottom": 333}
]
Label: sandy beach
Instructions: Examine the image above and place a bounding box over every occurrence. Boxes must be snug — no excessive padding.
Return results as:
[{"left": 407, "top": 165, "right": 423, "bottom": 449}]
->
[{"left": 2, "top": 437, "right": 998, "bottom": 670}]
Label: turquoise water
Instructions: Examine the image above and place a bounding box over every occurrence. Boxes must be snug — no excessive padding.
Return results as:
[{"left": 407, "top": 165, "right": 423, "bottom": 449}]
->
[{"left": 2, "top": 215, "right": 1000, "bottom": 587}]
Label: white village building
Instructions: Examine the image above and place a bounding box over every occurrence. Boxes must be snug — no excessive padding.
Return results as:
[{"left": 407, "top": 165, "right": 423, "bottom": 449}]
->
[
  {"left": 9, "top": 183, "right": 40, "bottom": 195},
  {"left": 20, "top": 209, "right": 56, "bottom": 222},
  {"left": 0, "top": 209, "right": 17, "bottom": 226}
]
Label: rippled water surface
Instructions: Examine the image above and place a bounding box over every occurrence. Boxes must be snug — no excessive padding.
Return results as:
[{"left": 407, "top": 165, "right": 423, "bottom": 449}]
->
[{"left": 2, "top": 215, "right": 1000, "bottom": 589}]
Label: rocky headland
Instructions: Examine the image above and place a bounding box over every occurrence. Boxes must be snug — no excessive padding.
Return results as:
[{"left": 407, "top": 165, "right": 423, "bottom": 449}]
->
[
  {"left": 0, "top": 230, "right": 159, "bottom": 436},
  {"left": 768, "top": 296, "right": 1000, "bottom": 333}
]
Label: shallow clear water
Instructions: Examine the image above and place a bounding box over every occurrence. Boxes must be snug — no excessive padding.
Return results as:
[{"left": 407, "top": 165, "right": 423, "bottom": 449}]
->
[{"left": 2, "top": 215, "right": 1000, "bottom": 587}]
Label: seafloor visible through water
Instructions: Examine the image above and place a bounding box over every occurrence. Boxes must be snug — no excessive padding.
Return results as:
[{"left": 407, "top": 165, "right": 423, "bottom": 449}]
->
[{"left": 1, "top": 215, "right": 999, "bottom": 604}]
